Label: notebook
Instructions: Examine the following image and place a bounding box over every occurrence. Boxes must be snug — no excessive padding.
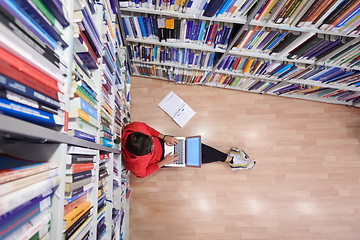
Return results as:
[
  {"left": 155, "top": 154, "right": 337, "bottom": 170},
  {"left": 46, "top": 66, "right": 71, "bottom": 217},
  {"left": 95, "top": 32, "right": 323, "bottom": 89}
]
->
[
  {"left": 164, "top": 136, "right": 202, "bottom": 167},
  {"left": 158, "top": 91, "right": 196, "bottom": 128}
]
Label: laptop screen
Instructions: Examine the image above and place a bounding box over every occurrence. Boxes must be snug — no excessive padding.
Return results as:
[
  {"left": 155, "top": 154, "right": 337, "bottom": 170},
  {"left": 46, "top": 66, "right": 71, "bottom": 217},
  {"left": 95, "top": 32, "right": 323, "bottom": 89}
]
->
[{"left": 186, "top": 136, "right": 201, "bottom": 167}]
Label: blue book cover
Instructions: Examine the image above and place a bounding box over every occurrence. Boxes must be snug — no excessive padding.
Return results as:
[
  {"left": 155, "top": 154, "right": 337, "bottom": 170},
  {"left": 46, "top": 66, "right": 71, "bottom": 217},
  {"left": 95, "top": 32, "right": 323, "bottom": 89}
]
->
[
  {"left": 311, "top": 67, "right": 339, "bottom": 81},
  {"left": 121, "top": 18, "right": 129, "bottom": 37},
  {"left": 77, "top": 52, "right": 98, "bottom": 69},
  {"left": 41, "top": 0, "right": 70, "bottom": 27},
  {"left": 197, "top": 21, "right": 207, "bottom": 42},
  {"left": 273, "top": 64, "right": 293, "bottom": 76},
  {"left": 0, "top": 74, "right": 61, "bottom": 109},
  {"left": 0, "top": 97, "right": 63, "bottom": 127},
  {"left": 72, "top": 97, "right": 97, "bottom": 120},
  {"left": 265, "top": 32, "right": 288, "bottom": 51},
  {"left": 207, "top": 53, "right": 215, "bottom": 68},
  {"left": 137, "top": 16, "right": 147, "bottom": 38},
  {"left": 323, "top": 71, "right": 355, "bottom": 84},
  {"left": 216, "top": 0, "right": 233, "bottom": 16},
  {"left": 185, "top": 20, "right": 193, "bottom": 42},
  {"left": 203, "top": 0, "right": 226, "bottom": 17},
  {"left": 0, "top": 0, "right": 57, "bottom": 50},
  {"left": 12, "top": 0, "right": 68, "bottom": 48},
  {"left": 70, "top": 129, "right": 96, "bottom": 142},
  {"left": 142, "top": 17, "right": 150, "bottom": 38},
  {"left": 80, "top": 7, "right": 102, "bottom": 57}
]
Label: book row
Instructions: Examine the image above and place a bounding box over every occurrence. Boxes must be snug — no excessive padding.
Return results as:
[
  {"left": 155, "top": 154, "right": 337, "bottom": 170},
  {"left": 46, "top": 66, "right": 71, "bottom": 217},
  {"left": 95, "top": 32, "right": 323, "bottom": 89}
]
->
[
  {"left": 120, "top": 0, "right": 257, "bottom": 18},
  {"left": 122, "top": 14, "right": 236, "bottom": 49},
  {"left": 217, "top": 56, "right": 360, "bottom": 87},
  {"left": 127, "top": 43, "right": 216, "bottom": 69},
  {"left": 232, "top": 28, "right": 356, "bottom": 62},
  {"left": 207, "top": 74, "right": 360, "bottom": 105},
  {"left": 0, "top": 153, "right": 60, "bottom": 240},
  {"left": 254, "top": 0, "right": 360, "bottom": 35}
]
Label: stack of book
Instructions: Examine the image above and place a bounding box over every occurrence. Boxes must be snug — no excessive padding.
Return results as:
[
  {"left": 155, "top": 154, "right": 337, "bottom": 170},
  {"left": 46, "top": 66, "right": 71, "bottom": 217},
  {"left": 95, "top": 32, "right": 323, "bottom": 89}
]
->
[
  {"left": 69, "top": 53, "right": 99, "bottom": 142},
  {"left": 253, "top": 0, "right": 359, "bottom": 35},
  {"left": 63, "top": 146, "right": 97, "bottom": 240},
  {"left": 97, "top": 153, "right": 110, "bottom": 240},
  {"left": 0, "top": 153, "right": 59, "bottom": 240},
  {"left": 120, "top": 0, "right": 257, "bottom": 19},
  {"left": 0, "top": 0, "right": 69, "bottom": 128},
  {"left": 122, "top": 14, "right": 235, "bottom": 49}
]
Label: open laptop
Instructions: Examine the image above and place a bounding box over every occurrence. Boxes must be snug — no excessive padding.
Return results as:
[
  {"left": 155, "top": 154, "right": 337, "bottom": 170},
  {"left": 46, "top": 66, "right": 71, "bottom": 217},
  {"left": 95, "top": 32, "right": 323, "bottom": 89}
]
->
[{"left": 164, "top": 136, "right": 202, "bottom": 167}]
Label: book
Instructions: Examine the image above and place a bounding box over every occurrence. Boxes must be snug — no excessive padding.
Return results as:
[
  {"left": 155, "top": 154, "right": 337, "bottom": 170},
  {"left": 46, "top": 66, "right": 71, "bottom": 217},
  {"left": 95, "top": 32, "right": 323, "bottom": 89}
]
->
[
  {"left": 158, "top": 91, "right": 196, "bottom": 127},
  {"left": 0, "top": 169, "right": 58, "bottom": 197},
  {"left": 63, "top": 201, "right": 91, "bottom": 230},
  {"left": 65, "top": 170, "right": 94, "bottom": 183},
  {"left": 65, "top": 181, "right": 93, "bottom": 198},
  {"left": 0, "top": 154, "right": 58, "bottom": 184},
  {"left": 65, "top": 155, "right": 95, "bottom": 165},
  {"left": 63, "top": 208, "right": 93, "bottom": 240},
  {"left": 0, "top": 176, "right": 60, "bottom": 215},
  {"left": 65, "top": 177, "right": 93, "bottom": 194}
]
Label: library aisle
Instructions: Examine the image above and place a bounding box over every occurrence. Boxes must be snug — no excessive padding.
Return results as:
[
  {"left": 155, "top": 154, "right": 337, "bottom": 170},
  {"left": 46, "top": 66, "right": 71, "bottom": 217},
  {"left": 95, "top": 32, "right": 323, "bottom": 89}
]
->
[{"left": 128, "top": 76, "right": 360, "bottom": 240}]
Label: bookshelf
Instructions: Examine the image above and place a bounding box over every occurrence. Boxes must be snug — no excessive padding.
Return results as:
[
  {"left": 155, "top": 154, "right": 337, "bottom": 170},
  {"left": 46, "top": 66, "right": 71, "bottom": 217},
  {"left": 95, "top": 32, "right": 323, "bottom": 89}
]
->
[
  {"left": 0, "top": 1, "right": 131, "bottom": 240},
  {"left": 120, "top": 0, "right": 360, "bottom": 107}
]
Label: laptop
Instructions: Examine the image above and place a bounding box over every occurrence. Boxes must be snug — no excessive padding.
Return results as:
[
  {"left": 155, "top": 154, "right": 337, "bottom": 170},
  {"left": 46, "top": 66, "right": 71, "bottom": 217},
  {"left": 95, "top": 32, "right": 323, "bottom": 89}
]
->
[{"left": 164, "top": 136, "right": 202, "bottom": 167}]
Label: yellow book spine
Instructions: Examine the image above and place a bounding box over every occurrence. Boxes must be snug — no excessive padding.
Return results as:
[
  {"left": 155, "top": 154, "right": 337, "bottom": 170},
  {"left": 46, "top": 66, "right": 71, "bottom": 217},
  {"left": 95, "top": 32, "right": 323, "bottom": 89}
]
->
[{"left": 63, "top": 201, "right": 91, "bottom": 230}]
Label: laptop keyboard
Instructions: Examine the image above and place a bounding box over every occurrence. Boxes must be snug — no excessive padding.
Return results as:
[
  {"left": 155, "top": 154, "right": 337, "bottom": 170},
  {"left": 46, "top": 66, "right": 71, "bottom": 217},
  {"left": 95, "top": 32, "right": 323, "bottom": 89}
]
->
[{"left": 174, "top": 139, "right": 185, "bottom": 164}]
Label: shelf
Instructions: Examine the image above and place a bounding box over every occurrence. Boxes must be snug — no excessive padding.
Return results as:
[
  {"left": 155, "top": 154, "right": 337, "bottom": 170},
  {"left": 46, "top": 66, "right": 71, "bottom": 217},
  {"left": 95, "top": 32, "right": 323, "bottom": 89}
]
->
[
  {"left": 126, "top": 38, "right": 226, "bottom": 53},
  {"left": 0, "top": 114, "right": 120, "bottom": 153},
  {"left": 131, "top": 59, "right": 212, "bottom": 71},
  {"left": 249, "top": 20, "right": 359, "bottom": 38},
  {"left": 120, "top": 7, "right": 247, "bottom": 24}
]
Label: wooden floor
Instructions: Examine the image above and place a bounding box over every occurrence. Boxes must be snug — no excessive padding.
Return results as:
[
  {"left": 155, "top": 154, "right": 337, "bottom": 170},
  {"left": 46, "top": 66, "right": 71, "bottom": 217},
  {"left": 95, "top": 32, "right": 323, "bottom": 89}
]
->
[{"left": 128, "top": 76, "right": 360, "bottom": 240}]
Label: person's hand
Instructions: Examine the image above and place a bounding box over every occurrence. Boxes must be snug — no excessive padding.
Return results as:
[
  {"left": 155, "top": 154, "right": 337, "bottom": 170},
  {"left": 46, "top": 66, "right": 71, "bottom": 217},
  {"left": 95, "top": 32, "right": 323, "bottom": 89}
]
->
[
  {"left": 157, "top": 152, "right": 179, "bottom": 168},
  {"left": 164, "top": 136, "right": 178, "bottom": 146}
]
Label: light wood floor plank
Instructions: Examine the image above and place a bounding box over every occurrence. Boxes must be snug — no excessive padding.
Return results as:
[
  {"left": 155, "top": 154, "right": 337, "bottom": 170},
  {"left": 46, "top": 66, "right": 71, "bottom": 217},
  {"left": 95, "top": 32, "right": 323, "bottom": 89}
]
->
[{"left": 128, "top": 76, "right": 360, "bottom": 240}]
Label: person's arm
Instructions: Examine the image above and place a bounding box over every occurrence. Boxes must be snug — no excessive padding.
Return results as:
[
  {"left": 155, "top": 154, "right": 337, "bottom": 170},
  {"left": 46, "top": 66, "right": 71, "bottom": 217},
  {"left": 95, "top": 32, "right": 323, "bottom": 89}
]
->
[
  {"left": 158, "top": 133, "right": 178, "bottom": 146},
  {"left": 156, "top": 152, "right": 179, "bottom": 168}
]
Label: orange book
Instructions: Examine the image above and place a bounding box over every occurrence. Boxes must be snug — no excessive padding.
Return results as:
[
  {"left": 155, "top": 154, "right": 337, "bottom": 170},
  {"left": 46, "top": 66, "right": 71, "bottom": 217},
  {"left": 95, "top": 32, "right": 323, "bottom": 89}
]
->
[
  {"left": 63, "top": 194, "right": 87, "bottom": 216},
  {"left": 241, "top": 26, "right": 259, "bottom": 49},
  {"left": 306, "top": 0, "right": 336, "bottom": 24}
]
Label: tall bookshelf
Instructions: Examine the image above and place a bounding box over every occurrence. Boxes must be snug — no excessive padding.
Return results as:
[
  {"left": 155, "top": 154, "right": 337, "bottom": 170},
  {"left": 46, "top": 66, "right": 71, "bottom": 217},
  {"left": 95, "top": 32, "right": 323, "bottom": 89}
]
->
[
  {"left": 0, "top": 1, "right": 131, "bottom": 240},
  {"left": 119, "top": 0, "right": 360, "bottom": 107}
]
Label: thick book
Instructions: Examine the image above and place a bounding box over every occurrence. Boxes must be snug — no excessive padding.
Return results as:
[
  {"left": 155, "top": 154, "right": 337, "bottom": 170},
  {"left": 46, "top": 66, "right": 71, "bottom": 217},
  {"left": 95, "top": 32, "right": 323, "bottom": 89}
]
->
[
  {"left": 0, "top": 153, "right": 58, "bottom": 184},
  {"left": 41, "top": 0, "right": 70, "bottom": 27},
  {"left": 65, "top": 182, "right": 93, "bottom": 198},
  {"left": 65, "top": 154, "right": 95, "bottom": 165},
  {"left": 66, "top": 163, "right": 95, "bottom": 175},
  {"left": 0, "top": 97, "right": 63, "bottom": 127},
  {"left": 0, "top": 176, "right": 60, "bottom": 215},
  {"left": 0, "top": 86, "right": 61, "bottom": 116},
  {"left": 63, "top": 201, "right": 91, "bottom": 230},
  {"left": 63, "top": 194, "right": 87, "bottom": 216},
  {"left": 0, "top": 168, "right": 58, "bottom": 197},
  {"left": 65, "top": 170, "right": 94, "bottom": 183},
  {"left": 63, "top": 208, "right": 93, "bottom": 240},
  {"left": 65, "top": 177, "right": 93, "bottom": 194},
  {"left": 0, "top": 73, "right": 62, "bottom": 110},
  {"left": 67, "top": 129, "right": 96, "bottom": 142},
  {"left": 158, "top": 91, "right": 196, "bottom": 128}
]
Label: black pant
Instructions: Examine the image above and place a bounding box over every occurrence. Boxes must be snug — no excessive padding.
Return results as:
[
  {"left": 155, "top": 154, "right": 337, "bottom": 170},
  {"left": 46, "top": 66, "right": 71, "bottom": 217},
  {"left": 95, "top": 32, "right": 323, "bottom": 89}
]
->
[{"left": 160, "top": 139, "right": 227, "bottom": 164}]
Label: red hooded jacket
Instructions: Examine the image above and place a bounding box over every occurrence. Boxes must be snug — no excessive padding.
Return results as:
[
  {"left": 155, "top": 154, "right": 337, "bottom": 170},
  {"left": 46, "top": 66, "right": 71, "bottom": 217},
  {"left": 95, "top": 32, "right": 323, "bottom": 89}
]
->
[{"left": 121, "top": 122, "right": 163, "bottom": 178}]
